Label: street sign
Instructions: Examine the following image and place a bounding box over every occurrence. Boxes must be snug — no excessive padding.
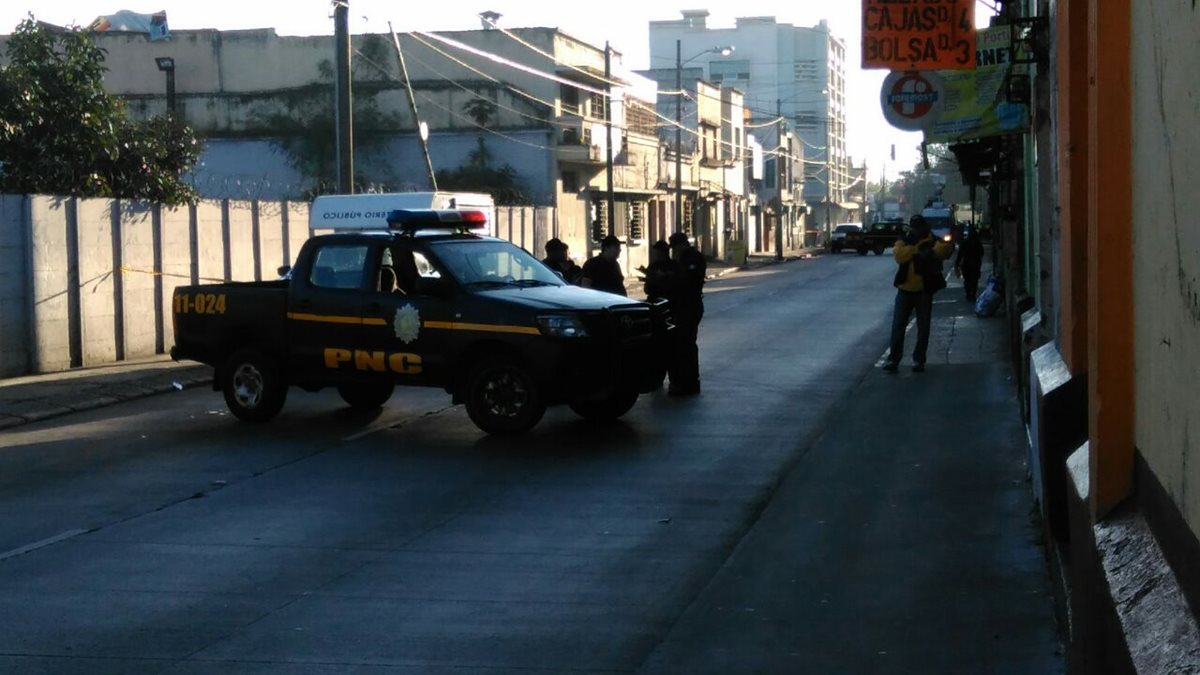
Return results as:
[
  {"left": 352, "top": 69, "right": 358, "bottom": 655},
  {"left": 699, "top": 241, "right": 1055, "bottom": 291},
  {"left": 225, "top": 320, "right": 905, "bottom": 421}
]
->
[
  {"left": 862, "top": 0, "right": 976, "bottom": 71},
  {"left": 880, "top": 71, "right": 945, "bottom": 131}
]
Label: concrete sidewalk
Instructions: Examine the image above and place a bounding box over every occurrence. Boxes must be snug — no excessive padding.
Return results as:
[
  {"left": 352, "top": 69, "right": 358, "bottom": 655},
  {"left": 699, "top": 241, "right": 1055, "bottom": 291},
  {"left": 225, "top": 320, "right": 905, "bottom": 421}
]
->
[
  {"left": 0, "top": 251, "right": 810, "bottom": 432},
  {"left": 0, "top": 358, "right": 210, "bottom": 431},
  {"left": 639, "top": 278, "right": 1065, "bottom": 673}
]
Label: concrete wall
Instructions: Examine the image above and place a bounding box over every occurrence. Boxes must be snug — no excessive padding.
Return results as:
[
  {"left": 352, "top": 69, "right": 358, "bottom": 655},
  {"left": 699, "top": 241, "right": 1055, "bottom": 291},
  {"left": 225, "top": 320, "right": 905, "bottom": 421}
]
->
[
  {"left": 1131, "top": 0, "right": 1200, "bottom": 540},
  {"left": 0, "top": 195, "right": 567, "bottom": 377},
  {"left": 159, "top": 204, "right": 193, "bottom": 353},
  {"left": 28, "top": 198, "right": 73, "bottom": 374},
  {"left": 0, "top": 196, "right": 30, "bottom": 376},
  {"left": 0, "top": 195, "right": 310, "bottom": 377},
  {"left": 119, "top": 202, "right": 158, "bottom": 361}
]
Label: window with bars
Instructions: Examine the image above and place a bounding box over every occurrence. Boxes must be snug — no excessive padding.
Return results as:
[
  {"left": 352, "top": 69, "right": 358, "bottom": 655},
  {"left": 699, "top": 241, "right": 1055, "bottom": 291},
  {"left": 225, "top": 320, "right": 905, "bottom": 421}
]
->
[
  {"left": 592, "top": 199, "right": 609, "bottom": 241},
  {"left": 629, "top": 201, "right": 646, "bottom": 240}
]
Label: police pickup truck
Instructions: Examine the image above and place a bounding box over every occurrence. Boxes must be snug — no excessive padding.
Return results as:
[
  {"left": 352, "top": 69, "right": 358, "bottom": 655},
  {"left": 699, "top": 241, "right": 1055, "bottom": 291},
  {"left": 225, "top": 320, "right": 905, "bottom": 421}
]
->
[{"left": 170, "top": 209, "right": 668, "bottom": 434}]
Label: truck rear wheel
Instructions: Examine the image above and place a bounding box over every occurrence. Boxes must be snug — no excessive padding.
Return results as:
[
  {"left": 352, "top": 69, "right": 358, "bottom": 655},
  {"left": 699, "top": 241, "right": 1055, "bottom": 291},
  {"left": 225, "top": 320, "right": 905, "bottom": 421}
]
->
[
  {"left": 337, "top": 382, "right": 395, "bottom": 409},
  {"left": 465, "top": 358, "right": 545, "bottom": 434},
  {"left": 569, "top": 388, "right": 639, "bottom": 422},
  {"left": 857, "top": 246, "right": 869, "bottom": 256},
  {"left": 873, "top": 245, "right": 886, "bottom": 256},
  {"left": 222, "top": 350, "right": 287, "bottom": 423}
]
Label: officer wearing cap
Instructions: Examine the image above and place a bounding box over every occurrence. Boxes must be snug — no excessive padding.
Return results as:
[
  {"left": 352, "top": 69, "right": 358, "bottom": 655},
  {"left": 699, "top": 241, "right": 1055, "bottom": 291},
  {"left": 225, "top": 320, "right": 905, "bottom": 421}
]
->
[
  {"left": 581, "top": 234, "right": 627, "bottom": 296},
  {"left": 666, "top": 232, "right": 706, "bottom": 396},
  {"left": 542, "top": 238, "right": 582, "bottom": 285}
]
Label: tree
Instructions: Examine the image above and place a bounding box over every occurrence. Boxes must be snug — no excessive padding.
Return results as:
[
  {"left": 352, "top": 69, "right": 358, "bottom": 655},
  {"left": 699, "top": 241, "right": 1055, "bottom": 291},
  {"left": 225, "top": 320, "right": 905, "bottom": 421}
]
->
[
  {"left": 0, "top": 18, "right": 202, "bottom": 204},
  {"left": 435, "top": 96, "right": 528, "bottom": 205}
]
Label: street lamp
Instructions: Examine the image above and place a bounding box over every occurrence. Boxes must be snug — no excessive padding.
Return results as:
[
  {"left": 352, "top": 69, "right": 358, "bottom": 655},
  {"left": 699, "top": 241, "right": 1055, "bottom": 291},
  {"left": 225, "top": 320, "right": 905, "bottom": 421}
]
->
[
  {"left": 675, "top": 42, "right": 734, "bottom": 236},
  {"left": 154, "top": 56, "right": 176, "bottom": 115}
]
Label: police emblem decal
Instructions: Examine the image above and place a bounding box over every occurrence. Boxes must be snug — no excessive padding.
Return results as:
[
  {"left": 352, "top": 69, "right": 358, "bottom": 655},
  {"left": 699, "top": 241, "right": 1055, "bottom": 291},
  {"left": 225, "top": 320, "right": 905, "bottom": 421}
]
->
[{"left": 393, "top": 304, "right": 421, "bottom": 344}]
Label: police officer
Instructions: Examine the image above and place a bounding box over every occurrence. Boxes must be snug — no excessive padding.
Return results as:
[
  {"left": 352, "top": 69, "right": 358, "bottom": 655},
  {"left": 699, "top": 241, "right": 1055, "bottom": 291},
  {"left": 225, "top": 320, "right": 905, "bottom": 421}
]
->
[
  {"left": 581, "top": 234, "right": 627, "bottom": 296},
  {"left": 666, "top": 232, "right": 706, "bottom": 396},
  {"left": 640, "top": 240, "right": 674, "bottom": 301},
  {"left": 542, "top": 238, "right": 582, "bottom": 284}
]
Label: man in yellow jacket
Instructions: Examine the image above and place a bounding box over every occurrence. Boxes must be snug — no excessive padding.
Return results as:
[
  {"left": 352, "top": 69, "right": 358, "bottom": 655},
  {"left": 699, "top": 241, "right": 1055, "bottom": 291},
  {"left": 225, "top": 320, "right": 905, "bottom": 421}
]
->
[{"left": 883, "top": 215, "right": 955, "bottom": 373}]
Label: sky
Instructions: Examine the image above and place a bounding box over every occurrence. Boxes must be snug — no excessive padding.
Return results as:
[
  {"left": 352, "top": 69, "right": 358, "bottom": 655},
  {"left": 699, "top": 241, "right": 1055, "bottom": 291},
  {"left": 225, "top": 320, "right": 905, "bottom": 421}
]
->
[{"left": 1, "top": 2, "right": 997, "bottom": 184}]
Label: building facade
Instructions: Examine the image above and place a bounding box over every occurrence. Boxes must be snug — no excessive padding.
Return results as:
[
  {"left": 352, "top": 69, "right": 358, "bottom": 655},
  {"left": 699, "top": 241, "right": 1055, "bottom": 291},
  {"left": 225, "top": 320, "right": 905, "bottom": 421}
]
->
[
  {"left": 648, "top": 10, "right": 849, "bottom": 231},
  {"left": 25, "top": 25, "right": 693, "bottom": 272}
]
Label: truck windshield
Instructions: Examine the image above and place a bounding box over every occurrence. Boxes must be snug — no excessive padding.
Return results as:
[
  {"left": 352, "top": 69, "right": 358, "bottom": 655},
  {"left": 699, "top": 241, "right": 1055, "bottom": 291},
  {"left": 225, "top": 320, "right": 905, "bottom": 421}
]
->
[{"left": 430, "top": 241, "right": 564, "bottom": 289}]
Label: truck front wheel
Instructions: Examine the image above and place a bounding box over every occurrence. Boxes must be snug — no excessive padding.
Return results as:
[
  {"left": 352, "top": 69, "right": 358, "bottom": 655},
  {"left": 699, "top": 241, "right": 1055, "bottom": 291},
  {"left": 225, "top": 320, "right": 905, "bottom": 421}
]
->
[
  {"left": 222, "top": 350, "right": 287, "bottom": 423},
  {"left": 873, "top": 245, "right": 886, "bottom": 256},
  {"left": 465, "top": 358, "right": 546, "bottom": 434},
  {"left": 337, "top": 382, "right": 395, "bottom": 409}
]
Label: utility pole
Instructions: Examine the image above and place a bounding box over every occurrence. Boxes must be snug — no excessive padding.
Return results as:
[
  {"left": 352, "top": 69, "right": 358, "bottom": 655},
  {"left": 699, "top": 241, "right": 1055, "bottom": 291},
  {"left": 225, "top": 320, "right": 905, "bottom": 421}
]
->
[
  {"left": 389, "top": 24, "right": 437, "bottom": 191},
  {"left": 777, "top": 97, "right": 787, "bottom": 260},
  {"left": 674, "top": 39, "right": 683, "bottom": 235},
  {"left": 334, "top": 0, "right": 353, "bottom": 194},
  {"left": 604, "top": 42, "right": 616, "bottom": 241}
]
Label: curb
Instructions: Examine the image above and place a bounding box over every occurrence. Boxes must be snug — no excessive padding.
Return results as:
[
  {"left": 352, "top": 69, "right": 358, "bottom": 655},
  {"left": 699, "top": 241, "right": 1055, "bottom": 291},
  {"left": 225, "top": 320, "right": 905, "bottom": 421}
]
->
[{"left": 0, "top": 368, "right": 212, "bottom": 431}]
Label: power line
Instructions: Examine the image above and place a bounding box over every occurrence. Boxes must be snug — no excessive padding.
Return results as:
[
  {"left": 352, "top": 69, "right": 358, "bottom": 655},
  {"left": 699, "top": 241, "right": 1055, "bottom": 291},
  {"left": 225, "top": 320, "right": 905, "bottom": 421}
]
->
[{"left": 414, "top": 30, "right": 613, "bottom": 98}]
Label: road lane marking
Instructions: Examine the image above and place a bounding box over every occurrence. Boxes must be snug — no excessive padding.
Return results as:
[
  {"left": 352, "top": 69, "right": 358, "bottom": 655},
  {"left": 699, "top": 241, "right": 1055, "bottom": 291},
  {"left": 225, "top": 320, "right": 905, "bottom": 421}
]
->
[{"left": 0, "top": 529, "right": 89, "bottom": 562}]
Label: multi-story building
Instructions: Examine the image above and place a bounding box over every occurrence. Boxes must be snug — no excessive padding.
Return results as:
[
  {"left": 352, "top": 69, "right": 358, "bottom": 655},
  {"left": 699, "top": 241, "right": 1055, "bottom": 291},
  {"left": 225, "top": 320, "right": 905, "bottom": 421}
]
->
[
  {"left": 649, "top": 10, "right": 849, "bottom": 231},
  {"left": 23, "top": 25, "right": 679, "bottom": 270},
  {"left": 637, "top": 65, "right": 755, "bottom": 258}
]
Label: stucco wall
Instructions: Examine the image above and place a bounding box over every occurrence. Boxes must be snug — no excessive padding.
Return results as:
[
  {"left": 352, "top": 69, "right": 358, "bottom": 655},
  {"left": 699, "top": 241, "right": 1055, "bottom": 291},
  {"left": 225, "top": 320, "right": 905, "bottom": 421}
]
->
[
  {"left": 0, "top": 196, "right": 30, "bottom": 376},
  {"left": 28, "top": 198, "right": 72, "bottom": 373},
  {"left": 119, "top": 202, "right": 158, "bottom": 360},
  {"left": 1131, "top": 0, "right": 1200, "bottom": 539}
]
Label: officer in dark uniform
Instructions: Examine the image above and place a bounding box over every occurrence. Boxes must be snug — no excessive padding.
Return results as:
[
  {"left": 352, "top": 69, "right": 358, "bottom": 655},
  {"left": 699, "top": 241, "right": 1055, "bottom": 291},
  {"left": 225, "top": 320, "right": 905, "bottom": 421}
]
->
[
  {"left": 640, "top": 240, "right": 674, "bottom": 301},
  {"left": 666, "top": 232, "right": 706, "bottom": 396},
  {"left": 542, "top": 238, "right": 583, "bottom": 284},
  {"left": 581, "top": 234, "right": 626, "bottom": 296}
]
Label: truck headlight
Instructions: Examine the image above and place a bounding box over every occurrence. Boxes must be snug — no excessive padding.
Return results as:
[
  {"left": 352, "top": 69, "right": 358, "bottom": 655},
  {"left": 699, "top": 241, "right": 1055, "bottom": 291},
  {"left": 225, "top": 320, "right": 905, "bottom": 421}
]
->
[{"left": 537, "top": 315, "right": 588, "bottom": 338}]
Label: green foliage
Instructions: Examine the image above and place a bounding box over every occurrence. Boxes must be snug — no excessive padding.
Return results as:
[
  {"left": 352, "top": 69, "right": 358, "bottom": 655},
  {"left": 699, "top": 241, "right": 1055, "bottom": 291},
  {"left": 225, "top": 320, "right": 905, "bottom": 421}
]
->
[
  {"left": 435, "top": 163, "right": 526, "bottom": 205},
  {"left": 0, "top": 18, "right": 202, "bottom": 205},
  {"left": 257, "top": 89, "right": 403, "bottom": 197},
  {"left": 436, "top": 96, "right": 527, "bottom": 205}
]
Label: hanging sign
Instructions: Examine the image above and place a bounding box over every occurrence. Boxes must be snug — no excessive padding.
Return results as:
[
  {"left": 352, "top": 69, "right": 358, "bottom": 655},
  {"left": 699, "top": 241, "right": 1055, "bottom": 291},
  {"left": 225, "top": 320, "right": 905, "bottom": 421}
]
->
[
  {"left": 880, "top": 70, "right": 946, "bottom": 131},
  {"left": 862, "top": 0, "right": 976, "bottom": 71}
]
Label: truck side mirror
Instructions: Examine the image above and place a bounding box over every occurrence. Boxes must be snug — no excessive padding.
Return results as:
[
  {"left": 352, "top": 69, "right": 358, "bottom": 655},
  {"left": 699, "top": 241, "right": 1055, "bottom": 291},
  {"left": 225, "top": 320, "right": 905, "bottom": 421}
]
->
[{"left": 277, "top": 265, "right": 292, "bottom": 279}]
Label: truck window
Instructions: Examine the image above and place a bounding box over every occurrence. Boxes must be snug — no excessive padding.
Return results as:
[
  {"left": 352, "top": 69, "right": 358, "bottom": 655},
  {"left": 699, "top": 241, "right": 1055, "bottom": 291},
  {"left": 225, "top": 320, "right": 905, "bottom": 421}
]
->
[
  {"left": 431, "top": 241, "right": 562, "bottom": 287},
  {"left": 309, "top": 244, "right": 370, "bottom": 290}
]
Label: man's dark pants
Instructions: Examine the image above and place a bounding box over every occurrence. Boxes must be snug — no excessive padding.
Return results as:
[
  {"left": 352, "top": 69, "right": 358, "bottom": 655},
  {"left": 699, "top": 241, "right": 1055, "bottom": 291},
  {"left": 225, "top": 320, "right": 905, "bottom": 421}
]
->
[
  {"left": 669, "top": 308, "right": 702, "bottom": 392},
  {"left": 888, "top": 289, "right": 933, "bottom": 366}
]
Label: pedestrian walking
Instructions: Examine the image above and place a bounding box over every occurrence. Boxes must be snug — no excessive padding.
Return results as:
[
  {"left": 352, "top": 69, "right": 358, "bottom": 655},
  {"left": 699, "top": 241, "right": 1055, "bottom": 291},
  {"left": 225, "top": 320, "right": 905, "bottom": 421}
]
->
[
  {"left": 581, "top": 234, "right": 626, "bottom": 296},
  {"left": 954, "top": 224, "right": 985, "bottom": 302},
  {"left": 883, "top": 215, "right": 955, "bottom": 373},
  {"left": 666, "top": 232, "right": 706, "bottom": 395},
  {"left": 542, "top": 238, "right": 583, "bottom": 285}
]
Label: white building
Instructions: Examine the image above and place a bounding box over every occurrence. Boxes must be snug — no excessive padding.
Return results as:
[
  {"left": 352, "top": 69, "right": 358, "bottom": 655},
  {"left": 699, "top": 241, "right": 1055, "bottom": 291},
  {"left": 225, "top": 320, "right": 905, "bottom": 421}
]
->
[{"left": 649, "top": 10, "right": 850, "bottom": 226}]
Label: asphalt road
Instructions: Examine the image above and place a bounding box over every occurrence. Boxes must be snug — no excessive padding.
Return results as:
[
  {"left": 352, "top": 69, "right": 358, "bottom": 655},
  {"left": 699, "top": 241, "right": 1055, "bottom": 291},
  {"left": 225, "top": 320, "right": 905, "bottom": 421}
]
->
[{"left": 0, "top": 253, "right": 903, "bottom": 674}]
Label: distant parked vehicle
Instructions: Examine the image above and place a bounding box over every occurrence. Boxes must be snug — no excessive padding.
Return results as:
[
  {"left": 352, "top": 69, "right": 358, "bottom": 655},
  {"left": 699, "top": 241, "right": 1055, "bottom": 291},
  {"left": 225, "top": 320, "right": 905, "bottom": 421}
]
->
[
  {"left": 830, "top": 223, "right": 862, "bottom": 253},
  {"left": 844, "top": 219, "right": 906, "bottom": 256}
]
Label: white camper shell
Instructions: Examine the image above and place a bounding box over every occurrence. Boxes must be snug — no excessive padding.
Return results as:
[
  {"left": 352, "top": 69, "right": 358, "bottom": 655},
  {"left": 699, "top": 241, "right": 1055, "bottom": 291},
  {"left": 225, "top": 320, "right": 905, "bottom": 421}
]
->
[{"left": 309, "top": 192, "right": 495, "bottom": 234}]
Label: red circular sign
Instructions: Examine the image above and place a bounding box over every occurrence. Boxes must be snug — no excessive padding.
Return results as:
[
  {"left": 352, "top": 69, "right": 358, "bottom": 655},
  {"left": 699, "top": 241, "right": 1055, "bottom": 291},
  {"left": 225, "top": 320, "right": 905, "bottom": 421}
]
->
[{"left": 881, "top": 70, "right": 944, "bottom": 131}]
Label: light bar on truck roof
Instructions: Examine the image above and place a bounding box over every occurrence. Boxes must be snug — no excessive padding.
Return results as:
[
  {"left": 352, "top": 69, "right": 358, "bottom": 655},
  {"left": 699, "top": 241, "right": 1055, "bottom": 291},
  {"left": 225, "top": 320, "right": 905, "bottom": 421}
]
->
[{"left": 385, "top": 209, "right": 488, "bottom": 233}]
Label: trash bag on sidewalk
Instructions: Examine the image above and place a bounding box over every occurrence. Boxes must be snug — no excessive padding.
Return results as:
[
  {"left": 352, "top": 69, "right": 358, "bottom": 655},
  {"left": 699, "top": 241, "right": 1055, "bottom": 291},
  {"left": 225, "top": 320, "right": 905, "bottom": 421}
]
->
[{"left": 975, "top": 275, "right": 1004, "bottom": 317}]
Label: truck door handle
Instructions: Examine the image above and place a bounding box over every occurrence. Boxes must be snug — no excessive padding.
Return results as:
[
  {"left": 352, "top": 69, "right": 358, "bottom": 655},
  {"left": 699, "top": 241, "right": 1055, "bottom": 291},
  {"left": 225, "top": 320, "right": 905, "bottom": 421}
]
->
[
  {"left": 367, "top": 302, "right": 382, "bottom": 311},
  {"left": 297, "top": 299, "right": 313, "bottom": 310}
]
